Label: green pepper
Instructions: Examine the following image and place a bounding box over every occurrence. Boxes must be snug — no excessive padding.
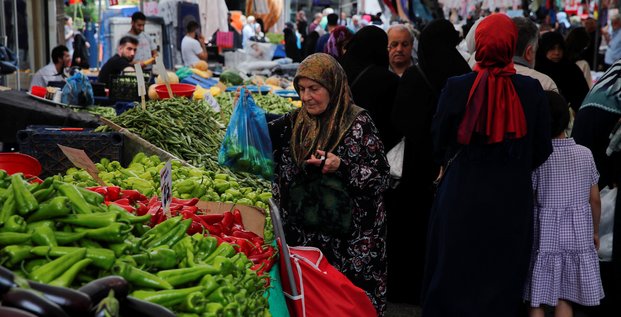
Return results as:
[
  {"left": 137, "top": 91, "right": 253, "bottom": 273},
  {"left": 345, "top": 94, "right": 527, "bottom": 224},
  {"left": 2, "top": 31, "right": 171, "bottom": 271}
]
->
[
  {"left": 30, "top": 246, "right": 116, "bottom": 270},
  {"left": 54, "top": 231, "right": 87, "bottom": 245},
  {"left": 176, "top": 179, "right": 196, "bottom": 194},
  {"left": 140, "top": 216, "right": 182, "bottom": 246},
  {"left": 205, "top": 243, "right": 237, "bottom": 263},
  {"left": 214, "top": 173, "right": 229, "bottom": 181},
  {"left": 199, "top": 274, "right": 222, "bottom": 296},
  {"left": 132, "top": 247, "right": 178, "bottom": 269},
  {"left": 31, "top": 223, "right": 57, "bottom": 247},
  {"left": 178, "top": 291, "right": 206, "bottom": 314},
  {"left": 1, "top": 245, "right": 33, "bottom": 266},
  {"left": 258, "top": 192, "right": 272, "bottom": 204},
  {"left": 55, "top": 182, "right": 92, "bottom": 214},
  {"left": 11, "top": 174, "right": 38, "bottom": 215},
  {"left": 74, "top": 222, "right": 133, "bottom": 243},
  {"left": 0, "top": 186, "right": 16, "bottom": 225},
  {"left": 0, "top": 215, "right": 27, "bottom": 233},
  {"left": 203, "top": 302, "right": 224, "bottom": 316},
  {"left": 192, "top": 234, "right": 218, "bottom": 261},
  {"left": 76, "top": 186, "right": 104, "bottom": 205},
  {"left": 224, "top": 188, "right": 241, "bottom": 200},
  {"left": 0, "top": 232, "right": 31, "bottom": 245},
  {"left": 206, "top": 286, "right": 233, "bottom": 303},
  {"left": 59, "top": 212, "right": 118, "bottom": 228},
  {"left": 131, "top": 286, "right": 203, "bottom": 307},
  {"left": 156, "top": 264, "right": 222, "bottom": 287},
  {"left": 79, "top": 239, "right": 103, "bottom": 249},
  {"left": 214, "top": 179, "right": 231, "bottom": 194},
  {"left": 236, "top": 198, "right": 253, "bottom": 206},
  {"left": 108, "top": 241, "right": 131, "bottom": 257},
  {"left": 32, "top": 187, "right": 55, "bottom": 203},
  {"left": 173, "top": 236, "right": 196, "bottom": 267},
  {"left": 109, "top": 204, "right": 151, "bottom": 224},
  {"left": 112, "top": 261, "right": 173, "bottom": 290},
  {"left": 145, "top": 219, "right": 191, "bottom": 249},
  {"left": 25, "top": 258, "right": 48, "bottom": 273},
  {"left": 29, "top": 248, "right": 86, "bottom": 283},
  {"left": 49, "top": 258, "right": 92, "bottom": 287},
  {"left": 26, "top": 196, "right": 71, "bottom": 222},
  {"left": 177, "top": 314, "right": 200, "bottom": 317}
]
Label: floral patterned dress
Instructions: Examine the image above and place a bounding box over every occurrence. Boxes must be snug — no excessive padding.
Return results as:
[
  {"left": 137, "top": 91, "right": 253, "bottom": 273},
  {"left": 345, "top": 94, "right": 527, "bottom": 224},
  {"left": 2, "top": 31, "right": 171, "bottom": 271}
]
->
[{"left": 269, "top": 110, "right": 390, "bottom": 315}]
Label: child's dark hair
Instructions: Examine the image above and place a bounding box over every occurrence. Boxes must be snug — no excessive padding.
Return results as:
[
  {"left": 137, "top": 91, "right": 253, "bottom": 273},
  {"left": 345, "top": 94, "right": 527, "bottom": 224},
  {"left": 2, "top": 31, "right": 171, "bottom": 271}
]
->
[{"left": 546, "top": 91, "right": 570, "bottom": 137}]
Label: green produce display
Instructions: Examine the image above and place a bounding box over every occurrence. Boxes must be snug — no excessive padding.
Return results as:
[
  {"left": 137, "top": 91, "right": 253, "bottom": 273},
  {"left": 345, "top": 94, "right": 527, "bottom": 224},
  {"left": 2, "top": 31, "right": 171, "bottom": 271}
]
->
[
  {"left": 219, "top": 71, "right": 244, "bottom": 86},
  {"left": 0, "top": 173, "right": 271, "bottom": 316},
  {"left": 62, "top": 153, "right": 271, "bottom": 209},
  {"left": 74, "top": 106, "right": 117, "bottom": 118},
  {"left": 214, "top": 92, "right": 297, "bottom": 124}
]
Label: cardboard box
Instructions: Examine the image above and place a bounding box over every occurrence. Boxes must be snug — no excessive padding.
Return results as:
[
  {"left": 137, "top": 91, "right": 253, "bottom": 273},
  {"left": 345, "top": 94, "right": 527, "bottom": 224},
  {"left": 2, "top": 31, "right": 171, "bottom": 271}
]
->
[{"left": 196, "top": 200, "right": 266, "bottom": 238}]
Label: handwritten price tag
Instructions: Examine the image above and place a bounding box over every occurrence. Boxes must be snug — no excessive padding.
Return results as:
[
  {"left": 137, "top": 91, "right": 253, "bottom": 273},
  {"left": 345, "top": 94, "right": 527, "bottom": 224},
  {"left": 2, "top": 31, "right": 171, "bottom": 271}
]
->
[
  {"left": 205, "top": 91, "right": 221, "bottom": 113},
  {"left": 58, "top": 145, "right": 106, "bottom": 185}
]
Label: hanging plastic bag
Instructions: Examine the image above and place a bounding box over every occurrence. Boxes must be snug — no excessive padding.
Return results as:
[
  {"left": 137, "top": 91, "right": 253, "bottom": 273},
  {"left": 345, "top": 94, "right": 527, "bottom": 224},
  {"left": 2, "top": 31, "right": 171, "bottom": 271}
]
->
[
  {"left": 61, "top": 72, "right": 94, "bottom": 106},
  {"left": 219, "top": 87, "right": 274, "bottom": 179}
]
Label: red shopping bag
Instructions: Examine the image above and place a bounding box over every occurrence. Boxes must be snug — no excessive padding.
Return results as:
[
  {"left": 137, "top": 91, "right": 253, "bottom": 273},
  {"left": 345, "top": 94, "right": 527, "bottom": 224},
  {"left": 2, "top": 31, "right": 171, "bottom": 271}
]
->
[{"left": 278, "top": 244, "right": 377, "bottom": 317}]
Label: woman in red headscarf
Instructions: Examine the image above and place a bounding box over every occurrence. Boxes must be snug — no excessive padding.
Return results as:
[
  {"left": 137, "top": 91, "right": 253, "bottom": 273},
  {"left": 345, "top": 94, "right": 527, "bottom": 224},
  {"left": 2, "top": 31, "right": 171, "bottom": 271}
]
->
[{"left": 421, "top": 14, "right": 553, "bottom": 317}]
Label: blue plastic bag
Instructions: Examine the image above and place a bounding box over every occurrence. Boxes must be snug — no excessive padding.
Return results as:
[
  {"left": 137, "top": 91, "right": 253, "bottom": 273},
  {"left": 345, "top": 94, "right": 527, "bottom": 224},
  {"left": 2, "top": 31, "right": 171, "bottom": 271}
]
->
[
  {"left": 61, "top": 72, "right": 94, "bottom": 106},
  {"left": 219, "top": 87, "right": 274, "bottom": 179}
]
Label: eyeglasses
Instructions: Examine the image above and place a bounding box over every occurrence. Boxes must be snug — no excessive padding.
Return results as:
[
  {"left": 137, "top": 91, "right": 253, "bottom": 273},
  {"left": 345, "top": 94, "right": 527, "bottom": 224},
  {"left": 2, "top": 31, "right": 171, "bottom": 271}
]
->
[{"left": 388, "top": 41, "right": 412, "bottom": 49}]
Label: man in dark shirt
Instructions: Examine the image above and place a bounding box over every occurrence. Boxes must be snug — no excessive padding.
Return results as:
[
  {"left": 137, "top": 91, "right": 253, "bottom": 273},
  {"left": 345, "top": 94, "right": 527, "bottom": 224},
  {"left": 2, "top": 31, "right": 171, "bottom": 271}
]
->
[
  {"left": 315, "top": 13, "right": 338, "bottom": 53},
  {"left": 98, "top": 36, "right": 138, "bottom": 86}
]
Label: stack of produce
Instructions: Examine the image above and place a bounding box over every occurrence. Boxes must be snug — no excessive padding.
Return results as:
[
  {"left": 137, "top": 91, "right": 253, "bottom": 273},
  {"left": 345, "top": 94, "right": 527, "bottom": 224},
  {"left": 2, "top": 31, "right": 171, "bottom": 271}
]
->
[
  {"left": 62, "top": 153, "right": 272, "bottom": 209},
  {"left": 0, "top": 172, "right": 271, "bottom": 316},
  {"left": 214, "top": 92, "right": 297, "bottom": 124},
  {"left": 94, "top": 98, "right": 271, "bottom": 190}
]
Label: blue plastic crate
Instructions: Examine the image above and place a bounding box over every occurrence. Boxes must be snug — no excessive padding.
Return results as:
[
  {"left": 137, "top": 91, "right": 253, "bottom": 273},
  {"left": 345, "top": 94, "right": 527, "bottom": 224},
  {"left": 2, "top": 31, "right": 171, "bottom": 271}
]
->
[{"left": 16, "top": 125, "right": 123, "bottom": 177}]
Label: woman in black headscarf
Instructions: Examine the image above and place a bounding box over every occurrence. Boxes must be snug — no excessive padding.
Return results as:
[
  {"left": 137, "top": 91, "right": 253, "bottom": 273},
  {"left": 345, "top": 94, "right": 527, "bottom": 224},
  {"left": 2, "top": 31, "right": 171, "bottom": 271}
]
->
[
  {"left": 283, "top": 22, "right": 301, "bottom": 63},
  {"left": 339, "top": 25, "right": 400, "bottom": 148},
  {"left": 387, "top": 19, "right": 471, "bottom": 305},
  {"left": 535, "top": 31, "right": 589, "bottom": 113}
]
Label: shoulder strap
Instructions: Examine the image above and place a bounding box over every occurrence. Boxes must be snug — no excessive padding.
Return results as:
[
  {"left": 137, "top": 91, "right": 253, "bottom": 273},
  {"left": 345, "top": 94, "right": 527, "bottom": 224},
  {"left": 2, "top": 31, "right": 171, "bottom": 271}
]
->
[
  {"left": 414, "top": 63, "right": 439, "bottom": 98},
  {"left": 350, "top": 65, "right": 374, "bottom": 90}
]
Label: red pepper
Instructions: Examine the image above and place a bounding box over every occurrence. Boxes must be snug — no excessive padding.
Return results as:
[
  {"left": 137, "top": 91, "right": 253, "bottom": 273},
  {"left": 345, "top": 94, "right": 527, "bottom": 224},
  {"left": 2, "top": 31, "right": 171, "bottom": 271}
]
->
[
  {"left": 187, "top": 221, "right": 203, "bottom": 235},
  {"left": 87, "top": 186, "right": 108, "bottom": 198},
  {"left": 107, "top": 186, "right": 122, "bottom": 201},
  {"left": 232, "top": 230, "right": 259, "bottom": 240},
  {"left": 224, "top": 236, "right": 256, "bottom": 255},
  {"left": 110, "top": 201, "right": 136, "bottom": 213},
  {"left": 181, "top": 205, "right": 199, "bottom": 213},
  {"left": 221, "top": 212, "right": 234, "bottom": 231},
  {"left": 212, "top": 235, "right": 224, "bottom": 245},
  {"left": 231, "top": 223, "right": 245, "bottom": 233},
  {"left": 233, "top": 209, "right": 243, "bottom": 226},
  {"left": 113, "top": 198, "right": 131, "bottom": 206},
  {"left": 168, "top": 203, "right": 184, "bottom": 211},
  {"left": 171, "top": 197, "right": 199, "bottom": 206},
  {"left": 136, "top": 202, "right": 148, "bottom": 216},
  {"left": 121, "top": 189, "right": 146, "bottom": 202},
  {"left": 197, "top": 214, "right": 223, "bottom": 225}
]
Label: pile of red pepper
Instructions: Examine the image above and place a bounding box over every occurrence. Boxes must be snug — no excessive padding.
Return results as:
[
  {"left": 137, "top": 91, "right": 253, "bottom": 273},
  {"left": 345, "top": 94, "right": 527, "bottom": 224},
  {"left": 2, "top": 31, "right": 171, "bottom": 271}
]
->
[{"left": 86, "top": 186, "right": 276, "bottom": 276}]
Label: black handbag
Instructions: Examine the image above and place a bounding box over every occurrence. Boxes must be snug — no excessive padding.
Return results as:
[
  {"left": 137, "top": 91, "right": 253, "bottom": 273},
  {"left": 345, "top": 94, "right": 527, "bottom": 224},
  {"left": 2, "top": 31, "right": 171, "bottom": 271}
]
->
[{"left": 287, "top": 166, "right": 353, "bottom": 237}]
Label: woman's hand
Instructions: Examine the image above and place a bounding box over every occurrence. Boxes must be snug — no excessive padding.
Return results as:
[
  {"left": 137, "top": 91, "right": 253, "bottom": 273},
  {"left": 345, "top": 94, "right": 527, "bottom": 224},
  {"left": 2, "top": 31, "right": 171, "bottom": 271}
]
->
[{"left": 305, "top": 149, "right": 340, "bottom": 174}]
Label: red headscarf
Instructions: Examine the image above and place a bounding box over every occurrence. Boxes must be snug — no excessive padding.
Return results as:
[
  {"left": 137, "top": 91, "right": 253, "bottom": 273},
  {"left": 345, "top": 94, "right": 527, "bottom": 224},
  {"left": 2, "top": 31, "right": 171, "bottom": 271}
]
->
[{"left": 456, "top": 14, "right": 527, "bottom": 144}]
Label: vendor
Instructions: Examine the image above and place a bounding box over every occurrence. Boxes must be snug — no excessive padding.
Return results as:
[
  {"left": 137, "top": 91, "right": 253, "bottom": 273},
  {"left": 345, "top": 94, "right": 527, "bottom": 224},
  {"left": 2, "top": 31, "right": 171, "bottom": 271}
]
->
[
  {"left": 127, "top": 11, "right": 157, "bottom": 69},
  {"left": 97, "top": 36, "right": 138, "bottom": 87},
  {"left": 30, "top": 45, "right": 71, "bottom": 90},
  {"left": 181, "top": 21, "right": 208, "bottom": 67}
]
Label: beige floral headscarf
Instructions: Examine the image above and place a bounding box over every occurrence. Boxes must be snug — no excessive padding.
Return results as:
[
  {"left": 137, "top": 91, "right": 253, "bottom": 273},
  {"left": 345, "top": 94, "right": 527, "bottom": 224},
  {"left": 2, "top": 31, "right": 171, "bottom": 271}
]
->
[{"left": 291, "top": 53, "right": 364, "bottom": 166}]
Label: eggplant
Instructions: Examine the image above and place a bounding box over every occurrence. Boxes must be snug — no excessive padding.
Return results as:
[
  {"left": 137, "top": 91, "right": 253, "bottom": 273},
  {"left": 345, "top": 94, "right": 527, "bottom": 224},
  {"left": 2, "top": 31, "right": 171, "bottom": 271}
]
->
[
  {"left": 28, "top": 281, "right": 91, "bottom": 317},
  {"left": 1, "top": 288, "right": 69, "bottom": 317},
  {"left": 119, "top": 296, "right": 175, "bottom": 317},
  {"left": 0, "top": 306, "right": 39, "bottom": 317},
  {"left": 77, "top": 276, "right": 129, "bottom": 304},
  {"left": 0, "top": 266, "right": 17, "bottom": 294}
]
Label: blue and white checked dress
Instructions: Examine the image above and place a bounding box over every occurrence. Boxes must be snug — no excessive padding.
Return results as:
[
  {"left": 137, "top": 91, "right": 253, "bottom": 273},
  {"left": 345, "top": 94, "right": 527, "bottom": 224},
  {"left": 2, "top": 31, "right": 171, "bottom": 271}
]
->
[{"left": 524, "top": 138, "right": 604, "bottom": 306}]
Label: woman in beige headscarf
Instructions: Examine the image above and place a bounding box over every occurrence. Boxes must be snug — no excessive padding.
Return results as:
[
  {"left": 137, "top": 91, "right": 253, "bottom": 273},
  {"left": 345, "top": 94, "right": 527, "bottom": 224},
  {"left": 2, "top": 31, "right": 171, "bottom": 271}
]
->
[{"left": 268, "top": 53, "right": 390, "bottom": 315}]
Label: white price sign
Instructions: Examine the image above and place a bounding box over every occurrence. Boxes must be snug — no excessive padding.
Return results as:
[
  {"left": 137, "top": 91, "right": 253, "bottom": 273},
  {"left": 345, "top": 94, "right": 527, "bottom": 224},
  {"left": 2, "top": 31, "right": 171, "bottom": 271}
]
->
[
  {"left": 159, "top": 160, "right": 173, "bottom": 216},
  {"left": 135, "top": 64, "right": 146, "bottom": 97}
]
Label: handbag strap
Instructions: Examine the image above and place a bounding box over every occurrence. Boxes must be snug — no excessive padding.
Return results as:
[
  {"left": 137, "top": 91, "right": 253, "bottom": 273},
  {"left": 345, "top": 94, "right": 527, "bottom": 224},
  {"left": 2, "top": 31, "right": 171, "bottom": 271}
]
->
[{"left": 350, "top": 65, "right": 374, "bottom": 90}]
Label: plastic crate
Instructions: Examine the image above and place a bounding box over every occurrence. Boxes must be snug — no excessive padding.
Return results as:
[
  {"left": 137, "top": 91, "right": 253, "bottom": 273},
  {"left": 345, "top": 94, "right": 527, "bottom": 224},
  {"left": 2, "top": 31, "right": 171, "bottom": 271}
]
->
[{"left": 16, "top": 126, "right": 123, "bottom": 178}]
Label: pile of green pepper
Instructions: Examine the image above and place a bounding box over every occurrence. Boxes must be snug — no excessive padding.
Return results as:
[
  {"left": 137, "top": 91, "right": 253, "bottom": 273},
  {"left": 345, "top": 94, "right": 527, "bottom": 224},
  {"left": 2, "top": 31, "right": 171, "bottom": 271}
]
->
[
  {"left": 0, "top": 172, "right": 271, "bottom": 316},
  {"left": 62, "top": 153, "right": 272, "bottom": 210}
]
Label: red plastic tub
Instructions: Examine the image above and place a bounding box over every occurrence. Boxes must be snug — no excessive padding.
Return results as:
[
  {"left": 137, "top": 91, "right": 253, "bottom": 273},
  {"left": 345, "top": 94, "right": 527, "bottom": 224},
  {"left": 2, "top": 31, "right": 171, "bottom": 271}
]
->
[
  {"left": 0, "top": 153, "right": 42, "bottom": 177},
  {"left": 31, "top": 86, "right": 47, "bottom": 98},
  {"left": 155, "top": 83, "right": 196, "bottom": 99}
]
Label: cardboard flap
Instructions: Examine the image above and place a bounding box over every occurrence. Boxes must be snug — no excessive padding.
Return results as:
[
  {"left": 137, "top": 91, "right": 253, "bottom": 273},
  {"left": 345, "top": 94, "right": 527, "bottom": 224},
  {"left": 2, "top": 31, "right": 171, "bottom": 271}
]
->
[{"left": 196, "top": 201, "right": 266, "bottom": 238}]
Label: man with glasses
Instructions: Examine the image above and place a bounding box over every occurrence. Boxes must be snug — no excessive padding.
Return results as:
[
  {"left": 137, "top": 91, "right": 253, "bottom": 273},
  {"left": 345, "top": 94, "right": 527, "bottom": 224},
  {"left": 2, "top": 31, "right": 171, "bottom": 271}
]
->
[{"left": 387, "top": 24, "right": 415, "bottom": 77}]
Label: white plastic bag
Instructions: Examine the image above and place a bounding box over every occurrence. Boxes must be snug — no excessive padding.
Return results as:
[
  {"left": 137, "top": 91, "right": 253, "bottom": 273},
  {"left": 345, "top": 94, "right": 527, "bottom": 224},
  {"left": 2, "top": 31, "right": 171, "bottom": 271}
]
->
[
  {"left": 598, "top": 187, "right": 616, "bottom": 262},
  {"left": 387, "top": 138, "right": 405, "bottom": 179}
]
